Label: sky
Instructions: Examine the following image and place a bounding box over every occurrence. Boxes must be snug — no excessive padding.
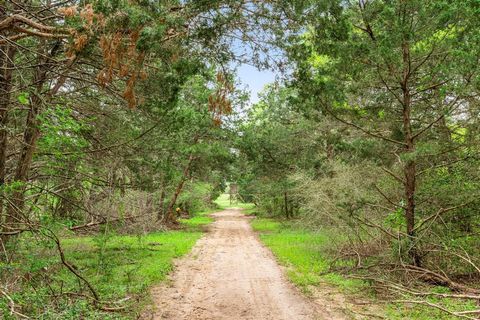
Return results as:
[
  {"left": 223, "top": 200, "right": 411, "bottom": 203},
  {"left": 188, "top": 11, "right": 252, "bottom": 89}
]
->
[{"left": 236, "top": 64, "right": 276, "bottom": 105}]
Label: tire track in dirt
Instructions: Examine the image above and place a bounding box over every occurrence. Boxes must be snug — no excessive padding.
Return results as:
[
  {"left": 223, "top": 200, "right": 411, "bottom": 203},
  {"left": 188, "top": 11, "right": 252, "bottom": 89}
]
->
[{"left": 148, "top": 208, "right": 348, "bottom": 320}]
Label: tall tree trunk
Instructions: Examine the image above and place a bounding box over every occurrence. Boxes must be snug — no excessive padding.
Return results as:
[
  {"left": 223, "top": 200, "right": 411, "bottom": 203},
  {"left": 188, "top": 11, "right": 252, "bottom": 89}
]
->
[
  {"left": 165, "top": 154, "right": 195, "bottom": 223},
  {"left": 284, "top": 191, "right": 289, "bottom": 218},
  {"left": 6, "top": 65, "right": 46, "bottom": 228},
  {"left": 4, "top": 41, "right": 60, "bottom": 233},
  {"left": 0, "top": 43, "right": 16, "bottom": 242},
  {"left": 157, "top": 182, "right": 166, "bottom": 221},
  {"left": 401, "top": 38, "right": 420, "bottom": 266}
]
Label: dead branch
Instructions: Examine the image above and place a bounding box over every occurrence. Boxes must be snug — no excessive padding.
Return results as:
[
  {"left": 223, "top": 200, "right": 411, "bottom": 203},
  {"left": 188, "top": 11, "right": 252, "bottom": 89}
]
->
[
  {"left": 353, "top": 215, "right": 399, "bottom": 239},
  {"left": 45, "top": 229, "right": 100, "bottom": 301},
  {"left": 426, "top": 248, "right": 480, "bottom": 276},
  {"left": 0, "top": 288, "right": 31, "bottom": 319},
  {"left": 69, "top": 215, "right": 139, "bottom": 231},
  {"left": 373, "top": 184, "right": 405, "bottom": 209},
  {"left": 380, "top": 168, "right": 405, "bottom": 185},
  {"left": 0, "top": 14, "right": 64, "bottom": 32},
  {"left": 404, "top": 265, "right": 480, "bottom": 294},
  {"left": 413, "top": 199, "right": 478, "bottom": 232},
  {"left": 324, "top": 106, "right": 407, "bottom": 147},
  {"left": 13, "top": 26, "right": 70, "bottom": 39},
  {"left": 393, "top": 300, "right": 480, "bottom": 320}
]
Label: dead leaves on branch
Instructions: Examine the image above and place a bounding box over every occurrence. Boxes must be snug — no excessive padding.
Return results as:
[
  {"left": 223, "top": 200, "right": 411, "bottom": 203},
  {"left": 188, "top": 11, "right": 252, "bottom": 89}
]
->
[
  {"left": 57, "top": 6, "right": 78, "bottom": 18},
  {"left": 61, "top": 4, "right": 147, "bottom": 108},
  {"left": 3, "top": 3, "right": 199, "bottom": 109},
  {"left": 97, "top": 30, "right": 146, "bottom": 108},
  {"left": 64, "top": 4, "right": 105, "bottom": 58},
  {"left": 209, "top": 72, "right": 234, "bottom": 126},
  {"left": 1, "top": 3, "right": 150, "bottom": 108}
]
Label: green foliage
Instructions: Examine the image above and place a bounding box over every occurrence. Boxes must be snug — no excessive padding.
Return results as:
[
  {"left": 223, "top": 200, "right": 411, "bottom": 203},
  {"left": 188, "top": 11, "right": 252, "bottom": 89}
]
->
[
  {"left": 177, "top": 182, "right": 217, "bottom": 213},
  {"left": 385, "top": 207, "right": 406, "bottom": 230},
  {"left": 17, "top": 92, "right": 29, "bottom": 105},
  {"left": 36, "top": 105, "right": 91, "bottom": 172},
  {"left": 3, "top": 1, "right": 480, "bottom": 319},
  {"left": 1, "top": 229, "right": 203, "bottom": 319}
]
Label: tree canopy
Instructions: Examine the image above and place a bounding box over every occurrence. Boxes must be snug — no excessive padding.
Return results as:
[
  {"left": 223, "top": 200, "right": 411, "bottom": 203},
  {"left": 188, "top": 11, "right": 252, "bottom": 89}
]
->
[{"left": 1, "top": 0, "right": 480, "bottom": 318}]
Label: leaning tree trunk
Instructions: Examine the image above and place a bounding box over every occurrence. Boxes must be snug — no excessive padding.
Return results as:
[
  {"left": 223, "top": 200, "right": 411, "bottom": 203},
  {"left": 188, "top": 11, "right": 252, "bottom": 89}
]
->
[
  {"left": 6, "top": 60, "right": 48, "bottom": 229},
  {"left": 284, "top": 191, "right": 290, "bottom": 219},
  {"left": 165, "top": 154, "right": 195, "bottom": 223}
]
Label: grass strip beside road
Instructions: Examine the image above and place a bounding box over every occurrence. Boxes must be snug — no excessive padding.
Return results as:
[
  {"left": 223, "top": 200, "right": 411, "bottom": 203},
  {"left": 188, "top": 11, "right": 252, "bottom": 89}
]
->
[{"left": 251, "top": 217, "right": 479, "bottom": 320}]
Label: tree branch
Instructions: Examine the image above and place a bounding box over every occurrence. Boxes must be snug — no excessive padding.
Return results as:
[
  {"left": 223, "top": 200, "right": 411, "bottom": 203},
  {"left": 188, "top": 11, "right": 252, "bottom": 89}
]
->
[{"left": 325, "top": 107, "right": 407, "bottom": 146}]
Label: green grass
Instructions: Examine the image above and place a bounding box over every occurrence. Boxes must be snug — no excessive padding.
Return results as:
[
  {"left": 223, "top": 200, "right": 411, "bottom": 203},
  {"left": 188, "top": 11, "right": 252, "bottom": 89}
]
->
[
  {"left": 213, "top": 193, "right": 256, "bottom": 210},
  {"left": 385, "top": 298, "right": 479, "bottom": 320},
  {"left": 250, "top": 218, "right": 282, "bottom": 232},
  {"left": 251, "top": 217, "right": 479, "bottom": 319},
  {"left": 243, "top": 207, "right": 259, "bottom": 215},
  {"left": 178, "top": 207, "right": 216, "bottom": 229},
  {"left": 179, "top": 215, "right": 213, "bottom": 228},
  {"left": 250, "top": 218, "right": 364, "bottom": 294},
  {"left": 1, "top": 210, "right": 215, "bottom": 319},
  {"left": 62, "top": 230, "right": 202, "bottom": 298}
]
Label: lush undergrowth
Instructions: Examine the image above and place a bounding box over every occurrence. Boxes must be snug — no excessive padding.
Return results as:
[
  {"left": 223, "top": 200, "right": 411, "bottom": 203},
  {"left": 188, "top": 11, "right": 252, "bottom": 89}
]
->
[
  {"left": 251, "top": 217, "right": 478, "bottom": 320},
  {"left": 1, "top": 208, "right": 217, "bottom": 319}
]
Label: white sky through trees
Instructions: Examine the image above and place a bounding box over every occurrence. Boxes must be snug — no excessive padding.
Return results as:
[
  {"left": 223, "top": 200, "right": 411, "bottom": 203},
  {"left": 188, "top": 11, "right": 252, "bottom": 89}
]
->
[{"left": 236, "top": 64, "right": 276, "bottom": 105}]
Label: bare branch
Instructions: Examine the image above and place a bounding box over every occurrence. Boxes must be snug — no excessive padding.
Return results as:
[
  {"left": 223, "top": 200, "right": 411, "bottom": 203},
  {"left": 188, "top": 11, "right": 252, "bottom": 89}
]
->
[{"left": 325, "top": 107, "right": 407, "bottom": 146}]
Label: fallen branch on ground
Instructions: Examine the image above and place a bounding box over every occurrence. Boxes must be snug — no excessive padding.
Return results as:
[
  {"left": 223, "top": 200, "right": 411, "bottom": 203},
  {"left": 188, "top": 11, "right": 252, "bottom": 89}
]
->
[
  {"left": 393, "top": 300, "right": 480, "bottom": 320},
  {"left": 69, "top": 215, "right": 139, "bottom": 230},
  {"left": 1, "top": 288, "right": 31, "bottom": 319}
]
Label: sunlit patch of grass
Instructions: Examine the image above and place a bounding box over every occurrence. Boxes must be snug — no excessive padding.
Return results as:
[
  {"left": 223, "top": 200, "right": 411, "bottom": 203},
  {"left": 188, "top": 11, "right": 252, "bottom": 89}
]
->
[
  {"left": 179, "top": 214, "right": 214, "bottom": 229},
  {"left": 243, "top": 207, "right": 258, "bottom": 215},
  {"left": 213, "top": 193, "right": 231, "bottom": 208},
  {"left": 250, "top": 218, "right": 282, "bottom": 232},
  {"left": 233, "top": 202, "right": 256, "bottom": 209},
  {"left": 61, "top": 230, "right": 203, "bottom": 300},
  {"left": 178, "top": 206, "right": 218, "bottom": 230},
  {"left": 250, "top": 218, "right": 361, "bottom": 293},
  {"left": 213, "top": 193, "right": 256, "bottom": 210}
]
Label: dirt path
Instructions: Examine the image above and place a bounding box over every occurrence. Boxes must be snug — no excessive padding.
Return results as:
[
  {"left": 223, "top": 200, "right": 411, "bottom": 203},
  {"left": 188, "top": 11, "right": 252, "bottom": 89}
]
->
[{"left": 149, "top": 209, "right": 347, "bottom": 320}]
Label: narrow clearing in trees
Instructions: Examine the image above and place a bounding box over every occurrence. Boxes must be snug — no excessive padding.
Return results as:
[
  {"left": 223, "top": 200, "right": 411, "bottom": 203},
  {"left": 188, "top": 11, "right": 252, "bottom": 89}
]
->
[{"left": 148, "top": 208, "right": 348, "bottom": 320}]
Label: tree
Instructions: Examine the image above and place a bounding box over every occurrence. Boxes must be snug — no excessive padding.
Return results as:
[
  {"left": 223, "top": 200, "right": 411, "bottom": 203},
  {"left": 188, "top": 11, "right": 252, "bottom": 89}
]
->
[
  {"left": 237, "top": 85, "right": 325, "bottom": 218},
  {"left": 284, "top": 0, "right": 480, "bottom": 265}
]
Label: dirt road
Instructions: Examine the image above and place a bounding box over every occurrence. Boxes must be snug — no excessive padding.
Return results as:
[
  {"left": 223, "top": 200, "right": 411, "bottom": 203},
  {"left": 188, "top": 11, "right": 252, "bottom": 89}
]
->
[{"left": 150, "top": 209, "right": 346, "bottom": 320}]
